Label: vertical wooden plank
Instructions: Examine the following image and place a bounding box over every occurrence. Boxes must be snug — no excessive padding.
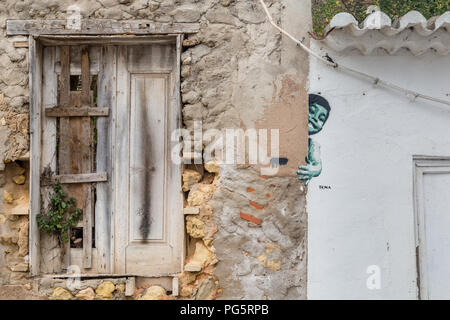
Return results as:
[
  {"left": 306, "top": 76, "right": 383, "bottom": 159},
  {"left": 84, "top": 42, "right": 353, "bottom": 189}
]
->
[
  {"left": 109, "top": 46, "right": 117, "bottom": 273},
  {"left": 80, "top": 46, "right": 92, "bottom": 269},
  {"left": 174, "top": 35, "right": 185, "bottom": 271},
  {"left": 59, "top": 46, "right": 70, "bottom": 108},
  {"left": 41, "top": 47, "right": 57, "bottom": 171},
  {"left": 29, "top": 36, "right": 42, "bottom": 276},
  {"left": 81, "top": 46, "right": 90, "bottom": 105},
  {"left": 58, "top": 46, "right": 71, "bottom": 183},
  {"left": 40, "top": 46, "right": 62, "bottom": 273},
  {"left": 58, "top": 46, "right": 72, "bottom": 269},
  {"left": 114, "top": 46, "right": 130, "bottom": 274},
  {"left": 96, "top": 45, "right": 116, "bottom": 273}
]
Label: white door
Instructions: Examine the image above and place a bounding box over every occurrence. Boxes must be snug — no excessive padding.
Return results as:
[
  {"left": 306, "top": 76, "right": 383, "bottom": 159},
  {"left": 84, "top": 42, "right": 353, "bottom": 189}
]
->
[
  {"left": 415, "top": 159, "right": 450, "bottom": 299},
  {"left": 114, "top": 42, "right": 183, "bottom": 276}
]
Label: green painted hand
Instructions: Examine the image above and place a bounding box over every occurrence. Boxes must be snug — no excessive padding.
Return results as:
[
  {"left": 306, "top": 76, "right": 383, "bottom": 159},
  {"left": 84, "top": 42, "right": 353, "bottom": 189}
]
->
[{"left": 297, "top": 164, "right": 322, "bottom": 186}]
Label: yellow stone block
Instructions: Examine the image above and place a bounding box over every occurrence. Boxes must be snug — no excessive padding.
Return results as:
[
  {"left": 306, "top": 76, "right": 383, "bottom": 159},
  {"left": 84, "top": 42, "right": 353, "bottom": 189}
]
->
[
  {"left": 139, "top": 286, "right": 167, "bottom": 300},
  {"left": 75, "top": 288, "right": 95, "bottom": 300},
  {"left": 96, "top": 281, "right": 115, "bottom": 298},
  {"left": 51, "top": 287, "right": 73, "bottom": 300}
]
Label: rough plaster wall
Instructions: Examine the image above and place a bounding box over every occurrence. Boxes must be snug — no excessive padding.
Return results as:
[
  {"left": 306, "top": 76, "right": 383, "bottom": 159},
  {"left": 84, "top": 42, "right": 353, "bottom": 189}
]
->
[
  {"left": 200, "top": 1, "right": 311, "bottom": 299},
  {"left": 0, "top": 0, "right": 311, "bottom": 299}
]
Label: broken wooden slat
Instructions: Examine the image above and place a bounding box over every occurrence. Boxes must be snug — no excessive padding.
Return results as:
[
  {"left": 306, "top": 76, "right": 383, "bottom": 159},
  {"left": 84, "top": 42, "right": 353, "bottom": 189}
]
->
[
  {"left": 55, "top": 46, "right": 101, "bottom": 76},
  {"left": 41, "top": 172, "right": 107, "bottom": 185},
  {"left": 6, "top": 20, "right": 200, "bottom": 36},
  {"left": 13, "top": 41, "right": 28, "bottom": 48},
  {"left": 81, "top": 47, "right": 90, "bottom": 106},
  {"left": 80, "top": 45, "right": 92, "bottom": 269},
  {"left": 45, "top": 107, "right": 109, "bottom": 117},
  {"left": 59, "top": 46, "right": 70, "bottom": 108}
]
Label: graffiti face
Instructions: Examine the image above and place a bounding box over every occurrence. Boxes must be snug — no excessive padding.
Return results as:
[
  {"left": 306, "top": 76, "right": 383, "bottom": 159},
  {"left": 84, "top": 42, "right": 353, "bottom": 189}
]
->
[
  {"left": 297, "top": 94, "right": 331, "bottom": 186},
  {"left": 308, "top": 102, "right": 329, "bottom": 135}
]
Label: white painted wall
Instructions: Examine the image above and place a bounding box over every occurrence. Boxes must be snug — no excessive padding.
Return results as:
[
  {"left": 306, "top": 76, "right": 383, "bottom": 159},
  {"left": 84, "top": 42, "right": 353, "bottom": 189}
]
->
[{"left": 307, "top": 44, "right": 450, "bottom": 299}]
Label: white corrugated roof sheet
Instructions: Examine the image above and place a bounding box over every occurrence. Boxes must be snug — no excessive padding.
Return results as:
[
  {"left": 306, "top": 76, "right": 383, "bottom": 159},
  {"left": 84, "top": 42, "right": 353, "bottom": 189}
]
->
[{"left": 321, "top": 10, "right": 450, "bottom": 55}]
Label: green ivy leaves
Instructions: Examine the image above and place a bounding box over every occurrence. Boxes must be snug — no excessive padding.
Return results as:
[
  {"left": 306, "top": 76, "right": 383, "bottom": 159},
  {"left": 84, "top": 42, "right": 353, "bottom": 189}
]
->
[{"left": 37, "top": 182, "right": 83, "bottom": 244}]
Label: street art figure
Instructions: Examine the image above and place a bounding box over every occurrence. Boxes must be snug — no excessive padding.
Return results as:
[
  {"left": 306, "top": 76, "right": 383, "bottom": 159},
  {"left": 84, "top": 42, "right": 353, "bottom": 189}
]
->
[{"left": 297, "top": 94, "right": 331, "bottom": 186}]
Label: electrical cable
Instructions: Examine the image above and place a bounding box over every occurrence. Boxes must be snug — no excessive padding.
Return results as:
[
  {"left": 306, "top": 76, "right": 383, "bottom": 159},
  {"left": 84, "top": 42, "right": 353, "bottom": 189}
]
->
[{"left": 258, "top": 0, "right": 450, "bottom": 107}]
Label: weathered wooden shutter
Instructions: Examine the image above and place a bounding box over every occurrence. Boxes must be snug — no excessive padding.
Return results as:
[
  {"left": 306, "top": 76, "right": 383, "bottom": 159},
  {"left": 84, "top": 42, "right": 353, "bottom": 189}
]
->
[{"left": 40, "top": 45, "right": 110, "bottom": 274}]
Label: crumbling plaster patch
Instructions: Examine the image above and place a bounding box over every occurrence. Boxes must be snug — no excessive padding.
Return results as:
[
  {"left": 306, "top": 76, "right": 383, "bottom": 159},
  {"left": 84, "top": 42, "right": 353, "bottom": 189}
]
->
[{"left": 212, "top": 164, "right": 307, "bottom": 299}]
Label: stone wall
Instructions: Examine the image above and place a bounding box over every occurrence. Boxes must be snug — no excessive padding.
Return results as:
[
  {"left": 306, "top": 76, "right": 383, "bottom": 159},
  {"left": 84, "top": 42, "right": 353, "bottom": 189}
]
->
[
  {"left": 0, "top": 161, "right": 29, "bottom": 285},
  {"left": 0, "top": 0, "right": 311, "bottom": 300}
]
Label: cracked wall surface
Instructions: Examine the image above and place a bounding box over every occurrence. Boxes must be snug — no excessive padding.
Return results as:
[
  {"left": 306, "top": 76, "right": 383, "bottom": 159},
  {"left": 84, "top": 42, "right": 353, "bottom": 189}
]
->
[{"left": 0, "top": 0, "right": 311, "bottom": 300}]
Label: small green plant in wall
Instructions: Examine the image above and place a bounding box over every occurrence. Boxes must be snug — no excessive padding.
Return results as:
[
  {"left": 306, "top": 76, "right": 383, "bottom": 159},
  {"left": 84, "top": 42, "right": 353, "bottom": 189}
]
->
[{"left": 37, "top": 183, "right": 83, "bottom": 245}]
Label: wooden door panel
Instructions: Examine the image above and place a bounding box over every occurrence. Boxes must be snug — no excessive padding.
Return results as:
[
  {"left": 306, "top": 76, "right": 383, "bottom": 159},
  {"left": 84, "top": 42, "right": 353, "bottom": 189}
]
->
[
  {"left": 127, "top": 45, "right": 174, "bottom": 73},
  {"left": 129, "top": 75, "right": 167, "bottom": 242},
  {"left": 126, "top": 246, "right": 176, "bottom": 275},
  {"left": 114, "top": 43, "right": 183, "bottom": 276}
]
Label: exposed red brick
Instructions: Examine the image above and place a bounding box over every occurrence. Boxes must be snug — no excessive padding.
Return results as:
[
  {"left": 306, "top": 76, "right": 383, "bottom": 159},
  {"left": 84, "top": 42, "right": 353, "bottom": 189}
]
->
[
  {"left": 266, "top": 193, "right": 271, "bottom": 198},
  {"left": 246, "top": 187, "right": 255, "bottom": 193},
  {"left": 258, "top": 175, "right": 269, "bottom": 180},
  {"left": 249, "top": 201, "right": 264, "bottom": 210},
  {"left": 240, "top": 212, "right": 262, "bottom": 225}
]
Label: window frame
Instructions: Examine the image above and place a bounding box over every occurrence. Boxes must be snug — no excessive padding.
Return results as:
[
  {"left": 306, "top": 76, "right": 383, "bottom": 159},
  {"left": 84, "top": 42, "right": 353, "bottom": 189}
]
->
[{"left": 28, "top": 33, "right": 187, "bottom": 276}]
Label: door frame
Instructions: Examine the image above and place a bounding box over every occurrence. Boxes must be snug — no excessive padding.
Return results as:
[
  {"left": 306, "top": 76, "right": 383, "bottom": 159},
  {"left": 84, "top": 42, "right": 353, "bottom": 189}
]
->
[
  {"left": 413, "top": 156, "right": 450, "bottom": 299},
  {"left": 28, "top": 33, "right": 186, "bottom": 276}
]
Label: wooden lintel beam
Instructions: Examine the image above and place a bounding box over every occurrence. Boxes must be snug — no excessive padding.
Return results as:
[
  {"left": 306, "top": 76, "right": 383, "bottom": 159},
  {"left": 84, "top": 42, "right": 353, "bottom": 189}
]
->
[
  {"left": 45, "top": 107, "right": 109, "bottom": 117},
  {"left": 6, "top": 20, "right": 200, "bottom": 36},
  {"left": 38, "top": 36, "right": 176, "bottom": 46},
  {"left": 41, "top": 172, "right": 108, "bottom": 186}
]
